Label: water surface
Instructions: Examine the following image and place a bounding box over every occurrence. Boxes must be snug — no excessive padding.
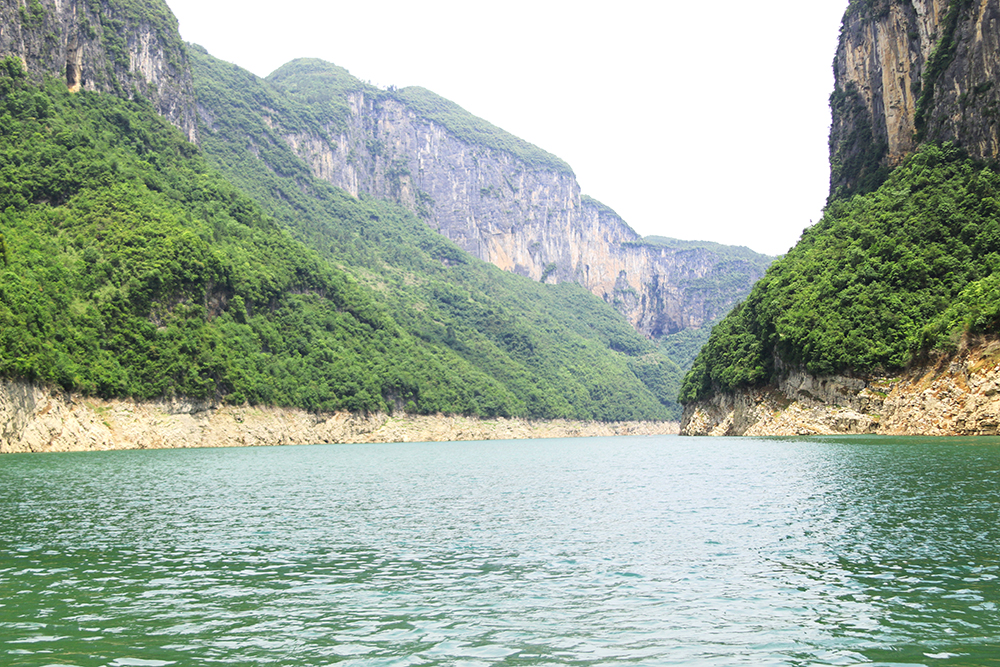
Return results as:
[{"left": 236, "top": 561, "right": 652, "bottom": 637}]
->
[{"left": 2, "top": 435, "right": 1000, "bottom": 666}]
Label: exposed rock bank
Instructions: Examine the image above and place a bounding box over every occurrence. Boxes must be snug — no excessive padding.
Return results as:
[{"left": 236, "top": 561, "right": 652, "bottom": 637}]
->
[
  {"left": 0, "top": 380, "right": 678, "bottom": 454},
  {"left": 681, "top": 340, "right": 1000, "bottom": 436}
]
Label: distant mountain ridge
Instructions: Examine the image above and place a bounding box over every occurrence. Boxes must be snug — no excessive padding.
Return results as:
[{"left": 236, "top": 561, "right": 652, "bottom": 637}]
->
[{"left": 257, "top": 58, "right": 772, "bottom": 339}]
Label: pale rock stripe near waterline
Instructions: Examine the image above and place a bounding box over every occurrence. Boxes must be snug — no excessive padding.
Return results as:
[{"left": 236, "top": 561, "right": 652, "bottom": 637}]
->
[
  {"left": 682, "top": 339, "right": 1000, "bottom": 436},
  {"left": 0, "top": 380, "right": 679, "bottom": 454}
]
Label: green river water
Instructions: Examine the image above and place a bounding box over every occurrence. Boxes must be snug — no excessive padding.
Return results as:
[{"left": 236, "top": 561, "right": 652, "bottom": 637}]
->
[{"left": 2, "top": 435, "right": 1000, "bottom": 666}]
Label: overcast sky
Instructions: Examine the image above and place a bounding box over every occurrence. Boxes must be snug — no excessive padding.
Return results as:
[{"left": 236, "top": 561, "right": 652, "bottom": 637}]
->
[{"left": 165, "top": 0, "right": 849, "bottom": 257}]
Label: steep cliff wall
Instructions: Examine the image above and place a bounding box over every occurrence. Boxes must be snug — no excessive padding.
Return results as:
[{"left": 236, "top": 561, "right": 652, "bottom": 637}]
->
[
  {"left": 265, "top": 64, "right": 769, "bottom": 337},
  {"left": 681, "top": 340, "right": 1000, "bottom": 436},
  {"left": 0, "top": 0, "right": 197, "bottom": 140},
  {"left": 830, "top": 0, "right": 1000, "bottom": 198}
]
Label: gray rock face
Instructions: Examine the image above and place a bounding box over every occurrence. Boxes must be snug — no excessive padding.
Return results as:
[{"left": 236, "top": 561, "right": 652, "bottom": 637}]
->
[
  {"left": 830, "top": 0, "right": 1000, "bottom": 198},
  {"left": 0, "top": 0, "right": 197, "bottom": 141},
  {"left": 3, "top": 1, "right": 765, "bottom": 339},
  {"left": 275, "top": 91, "right": 768, "bottom": 337}
]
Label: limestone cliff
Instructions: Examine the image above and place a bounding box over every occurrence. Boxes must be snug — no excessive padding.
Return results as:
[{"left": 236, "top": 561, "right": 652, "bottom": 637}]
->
[
  {"left": 264, "top": 61, "right": 769, "bottom": 338},
  {"left": 678, "top": 0, "right": 1000, "bottom": 436},
  {"left": 0, "top": 0, "right": 197, "bottom": 140},
  {"left": 830, "top": 0, "right": 1000, "bottom": 198},
  {"left": 681, "top": 340, "right": 1000, "bottom": 436}
]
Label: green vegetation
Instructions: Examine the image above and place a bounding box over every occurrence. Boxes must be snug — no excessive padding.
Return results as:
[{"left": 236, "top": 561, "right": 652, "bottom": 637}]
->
[
  {"left": 19, "top": 0, "right": 46, "bottom": 29},
  {"left": 633, "top": 235, "right": 774, "bottom": 265},
  {"left": 660, "top": 326, "right": 713, "bottom": 372},
  {"left": 681, "top": 143, "right": 1000, "bottom": 403},
  {"left": 0, "top": 57, "right": 671, "bottom": 418},
  {"left": 188, "top": 49, "right": 681, "bottom": 420},
  {"left": 266, "top": 59, "right": 379, "bottom": 134},
  {"left": 0, "top": 58, "right": 460, "bottom": 412},
  {"left": 580, "top": 195, "right": 622, "bottom": 220},
  {"left": 393, "top": 86, "right": 573, "bottom": 174},
  {"left": 844, "top": 0, "right": 893, "bottom": 21},
  {"left": 85, "top": 0, "right": 186, "bottom": 81}
]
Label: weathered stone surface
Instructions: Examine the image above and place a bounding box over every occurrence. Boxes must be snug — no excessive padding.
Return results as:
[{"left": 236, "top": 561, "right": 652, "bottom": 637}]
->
[
  {"left": 0, "top": 0, "right": 197, "bottom": 140},
  {"left": 680, "top": 340, "right": 1000, "bottom": 436},
  {"left": 831, "top": 0, "right": 1000, "bottom": 196},
  {"left": 273, "top": 92, "right": 768, "bottom": 338},
  {"left": 0, "top": 380, "right": 678, "bottom": 454}
]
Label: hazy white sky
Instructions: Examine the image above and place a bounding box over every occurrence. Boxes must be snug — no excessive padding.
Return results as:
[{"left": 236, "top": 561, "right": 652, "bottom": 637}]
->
[{"left": 165, "top": 0, "right": 849, "bottom": 256}]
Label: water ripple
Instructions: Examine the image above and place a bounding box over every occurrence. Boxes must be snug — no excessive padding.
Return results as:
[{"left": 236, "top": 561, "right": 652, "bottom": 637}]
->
[{"left": 3, "top": 436, "right": 1000, "bottom": 665}]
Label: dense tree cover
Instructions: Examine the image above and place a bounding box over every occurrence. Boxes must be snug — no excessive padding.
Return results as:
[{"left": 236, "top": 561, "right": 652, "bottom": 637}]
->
[
  {"left": 190, "top": 48, "right": 679, "bottom": 420},
  {"left": 0, "top": 59, "right": 669, "bottom": 419},
  {"left": 0, "top": 59, "right": 470, "bottom": 412},
  {"left": 263, "top": 58, "right": 378, "bottom": 135},
  {"left": 681, "top": 143, "right": 1000, "bottom": 403}
]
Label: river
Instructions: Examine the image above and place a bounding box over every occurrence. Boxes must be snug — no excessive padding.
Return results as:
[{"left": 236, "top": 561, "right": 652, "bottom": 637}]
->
[{"left": 2, "top": 435, "right": 1000, "bottom": 666}]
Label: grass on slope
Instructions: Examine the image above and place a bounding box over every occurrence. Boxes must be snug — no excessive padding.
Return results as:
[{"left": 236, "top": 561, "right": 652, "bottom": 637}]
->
[
  {"left": 193, "top": 48, "right": 678, "bottom": 420},
  {"left": 0, "top": 58, "right": 567, "bottom": 416}
]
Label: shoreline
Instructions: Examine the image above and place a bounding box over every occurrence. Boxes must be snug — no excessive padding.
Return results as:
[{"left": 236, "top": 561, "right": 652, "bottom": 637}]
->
[
  {"left": 0, "top": 380, "right": 679, "bottom": 454},
  {"left": 681, "top": 339, "right": 1000, "bottom": 437}
]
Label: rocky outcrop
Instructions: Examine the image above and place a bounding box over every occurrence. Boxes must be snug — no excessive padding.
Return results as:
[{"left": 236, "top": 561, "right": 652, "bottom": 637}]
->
[
  {"left": 0, "top": 380, "right": 679, "bottom": 454},
  {"left": 265, "top": 66, "right": 770, "bottom": 338},
  {"left": 0, "top": 0, "right": 197, "bottom": 140},
  {"left": 681, "top": 340, "right": 1000, "bottom": 436},
  {"left": 830, "top": 0, "right": 1000, "bottom": 198}
]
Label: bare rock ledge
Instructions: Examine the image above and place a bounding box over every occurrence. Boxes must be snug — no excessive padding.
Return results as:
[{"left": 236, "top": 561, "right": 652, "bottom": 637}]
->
[
  {"left": 0, "top": 380, "right": 678, "bottom": 454},
  {"left": 681, "top": 340, "right": 1000, "bottom": 437}
]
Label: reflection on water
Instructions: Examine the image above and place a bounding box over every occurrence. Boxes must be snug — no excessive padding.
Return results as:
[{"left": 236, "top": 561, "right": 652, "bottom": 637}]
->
[{"left": 2, "top": 436, "right": 1000, "bottom": 666}]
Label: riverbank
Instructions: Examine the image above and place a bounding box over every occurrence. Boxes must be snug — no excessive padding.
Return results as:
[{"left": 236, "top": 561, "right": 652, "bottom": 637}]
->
[
  {"left": 681, "top": 338, "right": 1000, "bottom": 436},
  {"left": 0, "top": 380, "right": 678, "bottom": 453}
]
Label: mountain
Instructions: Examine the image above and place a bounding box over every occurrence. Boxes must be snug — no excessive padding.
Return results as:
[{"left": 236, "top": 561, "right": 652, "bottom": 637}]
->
[
  {"left": 0, "top": 0, "right": 775, "bottom": 444},
  {"left": 829, "top": 0, "right": 1000, "bottom": 200},
  {"left": 681, "top": 0, "right": 1000, "bottom": 436},
  {"left": 185, "top": 46, "right": 776, "bottom": 418},
  {"left": 0, "top": 0, "right": 197, "bottom": 140},
  {"left": 1, "top": 0, "right": 732, "bottom": 435},
  {"left": 247, "top": 58, "right": 773, "bottom": 340}
]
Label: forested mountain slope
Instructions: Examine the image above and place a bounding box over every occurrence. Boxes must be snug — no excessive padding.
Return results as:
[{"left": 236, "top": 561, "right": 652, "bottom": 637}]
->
[
  {"left": 0, "top": 0, "right": 766, "bottom": 427},
  {"left": 250, "top": 57, "right": 772, "bottom": 340},
  {"left": 0, "top": 57, "right": 681, "bottom": 420},
  {"left": 681, "top": 0, "right": 1000, "bottom": 436},
  {"left": 190, "top": 47, "right": 699, "bottom": 419}
]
